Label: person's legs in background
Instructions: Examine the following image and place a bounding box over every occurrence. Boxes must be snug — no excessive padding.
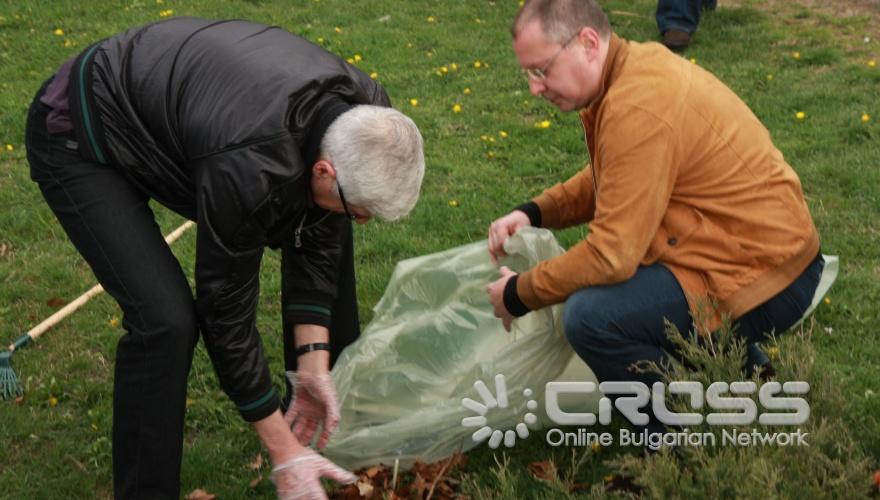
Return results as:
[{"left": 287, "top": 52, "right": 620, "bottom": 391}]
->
[{"left": 656, "top": 0, "right": 716, "bottom": 51}]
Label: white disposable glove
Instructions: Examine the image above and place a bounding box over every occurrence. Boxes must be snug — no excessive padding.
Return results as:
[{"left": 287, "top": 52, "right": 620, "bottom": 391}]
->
[
  {"left": 271, "top": 448, "right": 357, "bottom": 500},
  {"left": 284, "top": 370, "right": 340, "bottom": 449}
]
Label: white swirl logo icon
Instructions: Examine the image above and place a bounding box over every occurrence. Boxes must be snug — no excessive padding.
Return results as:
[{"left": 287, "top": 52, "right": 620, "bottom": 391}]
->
[{"left": 461, "top": 374, "right": 538, "bottom": 449}]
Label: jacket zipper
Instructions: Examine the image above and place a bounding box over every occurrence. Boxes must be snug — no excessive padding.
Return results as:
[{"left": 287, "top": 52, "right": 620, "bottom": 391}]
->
[{"left": 294, "top": 211, "right": 331, "bottom": 248}]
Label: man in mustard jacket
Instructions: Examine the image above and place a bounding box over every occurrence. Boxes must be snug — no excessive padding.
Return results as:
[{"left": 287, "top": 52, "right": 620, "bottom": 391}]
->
[{"left": 487, "top": 0, "right": 823, "bottom": 438}]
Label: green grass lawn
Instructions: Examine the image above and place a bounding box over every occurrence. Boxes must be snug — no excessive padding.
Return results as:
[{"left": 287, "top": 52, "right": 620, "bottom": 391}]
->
[{"left": 1, "top": 0, "right": 878, "bottom": 498}]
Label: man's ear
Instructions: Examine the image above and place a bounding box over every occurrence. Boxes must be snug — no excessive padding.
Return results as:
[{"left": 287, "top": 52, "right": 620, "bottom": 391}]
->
[
  {"left": 311, "top": 159, "right": 337, "bottom": 180},
  {"left": 578, "top": 26, "right": 601, "bottom": 58}
]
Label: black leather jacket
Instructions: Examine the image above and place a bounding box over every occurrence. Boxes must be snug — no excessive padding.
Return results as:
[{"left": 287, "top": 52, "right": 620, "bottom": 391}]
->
[{"left": 67, "top": 17, "right": 390, "bottom": 421}]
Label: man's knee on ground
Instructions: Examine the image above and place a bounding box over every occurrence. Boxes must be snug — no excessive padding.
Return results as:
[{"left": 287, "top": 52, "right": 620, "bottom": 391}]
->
[{"left": 562, "top": 290, "right": 623, "bottom": 350}]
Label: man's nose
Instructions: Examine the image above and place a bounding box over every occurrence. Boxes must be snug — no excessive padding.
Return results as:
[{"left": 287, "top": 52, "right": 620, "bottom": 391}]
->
[{"left": 528, "top": 78, "right": 545, "bottom": 96}]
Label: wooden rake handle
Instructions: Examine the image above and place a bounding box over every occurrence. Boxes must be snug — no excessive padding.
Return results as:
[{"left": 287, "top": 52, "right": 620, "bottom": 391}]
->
[{"left": 7, "top": 220, "right": 195, "bottom": 352}]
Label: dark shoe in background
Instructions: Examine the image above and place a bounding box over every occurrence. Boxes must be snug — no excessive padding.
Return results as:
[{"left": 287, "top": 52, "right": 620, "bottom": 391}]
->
[{"left": 663, "top": 29, "right": 692, "bottom": 51}]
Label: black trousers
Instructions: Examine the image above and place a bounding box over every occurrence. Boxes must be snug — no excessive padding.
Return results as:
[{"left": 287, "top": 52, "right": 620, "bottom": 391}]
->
[{"left": 26, "top": 86, "right": 360, "bottom": 499}]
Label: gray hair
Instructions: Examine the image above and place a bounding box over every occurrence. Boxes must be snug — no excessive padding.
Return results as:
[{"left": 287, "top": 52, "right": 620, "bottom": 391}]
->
[
  {"left": 511, "top": 0, "right": 611, "bottom": 44},
  {"left": 321, "top": 105, "right": 425, "bottom": 221}
]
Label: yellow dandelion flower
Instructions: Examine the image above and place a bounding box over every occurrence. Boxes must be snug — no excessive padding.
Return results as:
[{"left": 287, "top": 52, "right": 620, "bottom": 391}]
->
[
  {"left": 159, "top": 9, "right": 173, "bottom": 17},
  {"left": 156, "top": 0, "right": 163, "bottom": 3},
  {"left": 448, "top": 199, "right": 459, "bottom": 207},
  {"left": 487, "top": 151, "right": 495, "bottom": 158},
  {"left": 480, "top": 135, "right": 489, "bottom": 142},
  {"left": 463, "top": 87, "right": 471, "bottom": 94},
  {"left": 63, "top": 39, "right": 74, "bottom": 48},
  {"left": 792, "top": 51, "right": 800, "bottom": 59},
  {"left": 353, "top": 54, "right": 362, "bottom": 62},
  {"left": 435, "top": 70, "right": 443, "bottom": 77},
  {"left": 346, "top": 57, "right": 355, "bottom": 64},
  {"left": 53, "top": 28, "right": 64, "bottom": 36},
  {"left": 426, "top": 16, "right": 436, "bottom": 23},
  {"left": 488, "top": 137, "right": 496, "bottom": 143},
  {"left": 440, "top": 66, "right": 448, "bottom": 73},
  {"left": 48, "top": 396, "right": 58, "bottom": 407},
  {"left": 795, "top": 111, "right": 806, "bottom": 120},
  {"left": 409, "top": 99, "right": 419, "bottom": 107},
  {"left": 536, "top": 120, "right": 551, "bottom": 129},
  {"left": 767, "top": 74, "right": 773, "bottom": 80},
  {"left": 473, "top": 60, "right": 482, "bottom": 68},
  {"left": 450, "top": 63, "right": 458, "bottom": 71},
  {"left": 519, "top": 0, "right": 525, "bottom": 5},
  {"left": 316, "top": 36, "right": 325, "bottom": 44},
  {"left": 766, "top": 346, "right": 780, "bottom": 360},
  {"left": 474, "top": 18, "right": 483, "bottom": 24},
  {"left": 91, "top": 423, "right": 99, "bottom": 431},
  {"left": 369, "top": 72, "right": 378, "bottom": 80},
  {"left": 499, "top": 130, "right": 508, "bottom": 138},
  {"left": 689, "top": 57, "right": 696, "bottom": 64},
  {"left": 868, "top": 59, "right": 876, "bottom": 68},
  {"left": 5, "top": 144, "right": 13, "bottom": 151},
  {"left": 862, "top": 113, "right": 870, "bottom": 123},
  {"left": 334, "top": 27, "right": 342, "bottom": 33},
  {"left": 452, "top": 103, "right": 462, "bottom": 113},
  {"left": 523, "top": 100, "right": 529, "bottom": 106},
  {"left": 406, "top": 42, "right": 413, "bottom": 48},
  {"left": 426, "top": 51, "right": 433, "bottom": 58},
  {"left": 823, "top": 297, "right": 831, "bottom": 305},
  {"left": 109, "top": 317, "right": 120, "bottom": 328}
]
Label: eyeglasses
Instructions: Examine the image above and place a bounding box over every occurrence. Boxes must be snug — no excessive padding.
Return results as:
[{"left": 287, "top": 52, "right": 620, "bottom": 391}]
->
[
  {"left": 524, "top": 34, "right": 577, "bottom": 81},
  {"left": 336, "top": 181, "right": 356, "bottom": 220}
]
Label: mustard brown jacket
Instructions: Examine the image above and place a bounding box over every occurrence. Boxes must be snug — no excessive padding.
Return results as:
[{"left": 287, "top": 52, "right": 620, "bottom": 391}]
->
[{"left": 513, "top": 34, "right": 820, "bottom": 330}]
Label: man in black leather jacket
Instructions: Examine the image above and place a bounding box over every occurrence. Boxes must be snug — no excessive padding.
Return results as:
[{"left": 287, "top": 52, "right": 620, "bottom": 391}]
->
[{"left": 25, "top": 17, "right": 425, "bottom": 499}]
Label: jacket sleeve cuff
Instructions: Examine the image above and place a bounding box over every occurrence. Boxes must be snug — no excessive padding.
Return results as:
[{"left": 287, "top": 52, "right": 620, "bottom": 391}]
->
[
  {"left": 237, "top": 387, "right": 281, "bottom": 422},
  {"left": 284, "top": 297, "right": 333, "bottom": 329},
  {"left": 503, "top": 274, "right": 531, "bottom": 317},
  {"left": 514, "top": 202, "right": 542, "bottom": 227}
]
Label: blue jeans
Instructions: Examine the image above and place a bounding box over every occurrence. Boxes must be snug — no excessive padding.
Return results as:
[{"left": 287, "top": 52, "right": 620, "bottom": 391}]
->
[
  {"left": 656, "top": 0, "right": 717, "bottom": 34},
  {"left": 563, "top": 254, "right": 823, "bottom": 434}
]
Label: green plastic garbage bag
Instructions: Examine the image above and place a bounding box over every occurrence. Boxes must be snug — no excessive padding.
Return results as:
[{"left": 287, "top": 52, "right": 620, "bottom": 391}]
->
[{"left": 324, "top": 228, "right": 581, "bottom": 469}]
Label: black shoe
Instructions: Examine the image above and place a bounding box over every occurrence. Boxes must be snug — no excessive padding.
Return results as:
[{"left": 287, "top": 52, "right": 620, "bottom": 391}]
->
[{"left": 663, "top": 29, "right": 692, "bottom": 52}]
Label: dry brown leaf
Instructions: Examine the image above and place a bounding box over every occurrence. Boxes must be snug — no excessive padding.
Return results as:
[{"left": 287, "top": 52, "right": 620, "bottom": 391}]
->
[
  {"left": 14, "top": 395, "right": 25, "bottom": 405},
  {"left": 365, "top": 465, "right": 383, "bottom": 478},
  {"left": 184, "top": 488, "right": 216, "bottom": 500},
  {"left": 249, "top": 474, "right": 263, "bottom": 488},
  {"left": 248, "top": 453, "right": 263, "bottom": 470},
  {"left": 527, "top": 460, "right": 559, "bottom": 484},
  {"left": 0, "top": 243, "right": 9, "bottom": 257},
  {"left": 411, "top": 472, "right": 428, "bottom": 497},
  {"left": 356, "top": 479, "right": 374, "bottom": 497},
  {"left": 46, "top": 297, "right": 66, "bottom": 308}
]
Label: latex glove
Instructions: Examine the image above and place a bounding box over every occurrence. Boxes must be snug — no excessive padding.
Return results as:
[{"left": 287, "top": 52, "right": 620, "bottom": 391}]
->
[
  {"left": 271, "top": 448, "right": 357, "bottom": 500},
  {"left": 284, "top": 370, "right": 340, "bottom": 449}
]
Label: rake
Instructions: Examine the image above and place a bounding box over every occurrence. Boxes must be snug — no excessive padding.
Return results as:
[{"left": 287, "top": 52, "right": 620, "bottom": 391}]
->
[{"left": 1, "top": 220, "right": 195, "bottom": 400}]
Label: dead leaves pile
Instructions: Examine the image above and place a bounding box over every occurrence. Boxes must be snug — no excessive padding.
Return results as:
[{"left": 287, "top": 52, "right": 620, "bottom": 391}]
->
[{"left": 333, "top": 451, "right": 468, "bottom": 500}]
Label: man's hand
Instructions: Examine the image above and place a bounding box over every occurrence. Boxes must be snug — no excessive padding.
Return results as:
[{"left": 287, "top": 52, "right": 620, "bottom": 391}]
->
[
  {"left": 488, "top": 210, "right": 531, "bottom": 264},
  {"left": 284, "top": 369, "right": 340, "bottom": 450},
  {"left": 271, "top": 448, "right": 357, "bottom": 500},
  {"left": 487, "top": 266, "right": 517, "bottom": 332}
]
